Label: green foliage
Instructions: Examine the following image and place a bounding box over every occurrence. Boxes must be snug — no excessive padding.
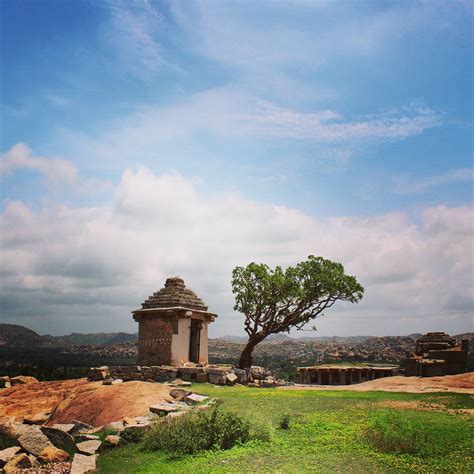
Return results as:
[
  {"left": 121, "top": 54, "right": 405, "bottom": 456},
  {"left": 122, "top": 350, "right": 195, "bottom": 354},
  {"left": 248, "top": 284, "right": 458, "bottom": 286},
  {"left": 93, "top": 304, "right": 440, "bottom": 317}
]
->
[
  {"left": 279, "top": 413, "right": 291, "bottom": 430},
  {"left": 249, "top": 416, "right": 275, "bottom": 442},
  {"left": 364, "top": 409, "right": 474, "bottom": 457},
  {"left": 143, "top": 408, "right": 251, "bottom": 458},
  {"left": 121, "top": 426, "right": 147, "bottom": 444}
]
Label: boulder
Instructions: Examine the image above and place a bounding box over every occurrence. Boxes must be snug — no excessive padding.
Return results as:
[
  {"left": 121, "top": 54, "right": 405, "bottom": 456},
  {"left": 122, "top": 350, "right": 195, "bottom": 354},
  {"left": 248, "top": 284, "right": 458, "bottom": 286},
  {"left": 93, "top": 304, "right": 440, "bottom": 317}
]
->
[
  {"left": 3, "top": 453, "right": 32, "bottom": 473},
  {"left": 18, "top": 426, "right": 53, "bottom": 456},
  {"left": 111, "top": 378, "right": 123, "bottom": 385},
  {"left": 10, "top": 375, "right": 39, "bottom": 386},
  {"left": 41, "top": 426, "right": 76, "bottom": 453},
  {"left": 102, "top": 378, "right": 113, "bottom": 385},
  {"left": 0, "top": 376, "right": 10, "bottom": 388},
  {"left": 0, "top": 420, "right": 28, "bottom": 440},
  {"left": 38, "top": 446, "right": 69, "bottom": 463},
  {"left": 0, "top": 447, "right": 21, "bottom": 468},
  {"left": 226, "top": 373, "right": 238, "bottom": 385},
  {"left": 76, "top": 440, "right": 102, "bottom": 455},
  {"left": 70, "top": 453, "right": 97, "bottom": 474}
]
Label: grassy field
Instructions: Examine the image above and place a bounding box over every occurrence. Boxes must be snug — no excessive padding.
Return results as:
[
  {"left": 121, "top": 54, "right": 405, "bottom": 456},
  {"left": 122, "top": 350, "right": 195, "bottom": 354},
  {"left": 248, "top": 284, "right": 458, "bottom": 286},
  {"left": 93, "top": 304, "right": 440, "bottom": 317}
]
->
[{"left": 97, "top": 385, "right": 474, "bottom": 473}]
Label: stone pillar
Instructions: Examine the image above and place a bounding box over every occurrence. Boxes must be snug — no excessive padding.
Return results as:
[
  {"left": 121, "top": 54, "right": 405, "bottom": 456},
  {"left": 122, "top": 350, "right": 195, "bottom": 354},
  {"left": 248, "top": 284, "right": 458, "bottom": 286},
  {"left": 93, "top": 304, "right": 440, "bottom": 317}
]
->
[
  {"left": 328, "top": 371, "right": 333, "bottom": 385},
  {"left": 317, "top": 370, "right": 322, "bottom": 385}
]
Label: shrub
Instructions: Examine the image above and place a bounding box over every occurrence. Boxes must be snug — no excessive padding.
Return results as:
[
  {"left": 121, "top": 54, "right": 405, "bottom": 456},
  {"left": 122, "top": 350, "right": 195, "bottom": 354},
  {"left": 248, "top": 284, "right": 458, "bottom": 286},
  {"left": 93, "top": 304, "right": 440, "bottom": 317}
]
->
[
  {"left": 121, "top": 426, "right": 147, "bottom": 444},
  {"left": 250, "top": 417, "right": 274, "bottom": 442},
  {"left": 279, "top": 414, "right": 291, "bottom": 430},
  {"left": 143, "top": 408, "right": 250, "bottom": 457}
]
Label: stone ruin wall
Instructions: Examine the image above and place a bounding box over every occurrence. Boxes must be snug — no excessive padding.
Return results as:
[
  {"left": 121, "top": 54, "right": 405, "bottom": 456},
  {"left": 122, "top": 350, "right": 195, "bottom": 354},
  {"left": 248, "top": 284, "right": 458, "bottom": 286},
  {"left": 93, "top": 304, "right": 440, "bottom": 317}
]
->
[{"left": 137, "top": 317, "right": 173, "bottom": 366}]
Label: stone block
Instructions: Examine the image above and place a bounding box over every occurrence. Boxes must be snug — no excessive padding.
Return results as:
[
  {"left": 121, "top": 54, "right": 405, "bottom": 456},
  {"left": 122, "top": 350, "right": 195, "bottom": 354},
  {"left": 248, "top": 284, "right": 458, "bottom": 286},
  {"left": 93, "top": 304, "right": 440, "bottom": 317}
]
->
[
  {"left": 0, "top": 447, "right": 21, "bottom": 468},
  {"left": 195, "top": 373, "right": 209, "bottom": 383},
  {"left": 76, "top": 440, "right": 102, "bottom": 455},
  {"left": 208, "top": 374, "right": 226, "bottom": 385},
  {"left": 226, "top": 373, "right": 238, "bottom": 385},
  {"left": 41, "top": 426, "right": 76, "bottom": 453}
]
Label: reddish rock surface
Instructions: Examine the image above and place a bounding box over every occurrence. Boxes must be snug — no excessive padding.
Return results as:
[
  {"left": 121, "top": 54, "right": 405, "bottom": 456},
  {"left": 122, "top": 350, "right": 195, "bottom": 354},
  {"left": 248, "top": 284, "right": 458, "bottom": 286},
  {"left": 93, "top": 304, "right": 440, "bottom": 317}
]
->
[{"left": 0, "top": 379, "right": 173, "bottom": 427}]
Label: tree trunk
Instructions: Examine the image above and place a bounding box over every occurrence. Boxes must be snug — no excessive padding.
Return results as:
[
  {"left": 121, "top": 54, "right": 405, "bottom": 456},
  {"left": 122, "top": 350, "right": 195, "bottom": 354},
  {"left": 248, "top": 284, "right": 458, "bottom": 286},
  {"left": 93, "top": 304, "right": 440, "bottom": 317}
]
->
[{"left": 238, "top": 334, "right": 265, "bottom": 369}]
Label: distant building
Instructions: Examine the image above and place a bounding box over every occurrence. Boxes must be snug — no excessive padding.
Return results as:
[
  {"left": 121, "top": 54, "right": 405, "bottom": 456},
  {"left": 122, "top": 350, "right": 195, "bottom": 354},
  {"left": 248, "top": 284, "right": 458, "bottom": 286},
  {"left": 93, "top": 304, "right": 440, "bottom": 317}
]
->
[
  {"left": 405, "top": 332, "right": 468, "bottom": 377},
  {"left": 132, "top": 277, "right": 217, "bottom": 366},
  {"left": 297, "top": 365, "right": 397, "bottom": 385}
]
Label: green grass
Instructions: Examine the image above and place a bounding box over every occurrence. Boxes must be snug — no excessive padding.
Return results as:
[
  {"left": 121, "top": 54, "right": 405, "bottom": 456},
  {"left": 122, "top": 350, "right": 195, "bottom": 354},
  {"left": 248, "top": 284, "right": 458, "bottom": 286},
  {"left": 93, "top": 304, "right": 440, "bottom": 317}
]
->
[{"left": 97, "top": 386, "right": 474, "bottom": 473}]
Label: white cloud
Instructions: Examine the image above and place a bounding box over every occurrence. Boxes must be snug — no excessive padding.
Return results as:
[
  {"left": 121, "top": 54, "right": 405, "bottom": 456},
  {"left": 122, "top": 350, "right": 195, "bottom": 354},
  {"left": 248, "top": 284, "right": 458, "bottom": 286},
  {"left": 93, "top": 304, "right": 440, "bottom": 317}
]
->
[
  {"left": 1, "top": 166, "right": 472, "bottom": 336},
  {"left": 393, "top": 168, "right": 474, "bottom": 194},
  {"left": 0, "top": 143, "right": 77, "bottom": 184}
]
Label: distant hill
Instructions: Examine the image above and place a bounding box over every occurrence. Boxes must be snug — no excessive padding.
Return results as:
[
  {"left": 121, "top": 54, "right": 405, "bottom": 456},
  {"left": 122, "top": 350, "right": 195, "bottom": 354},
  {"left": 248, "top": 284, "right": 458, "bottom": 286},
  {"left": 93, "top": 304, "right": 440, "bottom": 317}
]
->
[
  {"left": 0, "top": 324, "right": 59, "bottom": 348},
  {"left": 54, "top": 332, "right": 138, "bottom": 346}
]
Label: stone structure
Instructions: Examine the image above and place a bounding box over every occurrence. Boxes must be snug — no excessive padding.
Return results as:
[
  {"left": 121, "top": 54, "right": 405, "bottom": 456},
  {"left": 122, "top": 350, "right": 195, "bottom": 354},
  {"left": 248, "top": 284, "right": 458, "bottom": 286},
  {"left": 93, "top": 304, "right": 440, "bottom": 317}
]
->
[
  {"left": 405, "top": 332, "right": 468, "bottom": 377},
  {"left": 132, "top": 278, "right": 217, "bottom": 366},
  {"left": 298, "top": 365, "right": 397, "bottom": 385}
]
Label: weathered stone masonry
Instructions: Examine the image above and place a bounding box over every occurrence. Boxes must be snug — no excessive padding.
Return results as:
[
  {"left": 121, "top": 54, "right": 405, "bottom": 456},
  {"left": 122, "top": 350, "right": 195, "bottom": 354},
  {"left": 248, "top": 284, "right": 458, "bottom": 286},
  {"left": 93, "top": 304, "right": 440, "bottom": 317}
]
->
[{"left": 132, "top": 277, "right": 217, "bottom": 366}]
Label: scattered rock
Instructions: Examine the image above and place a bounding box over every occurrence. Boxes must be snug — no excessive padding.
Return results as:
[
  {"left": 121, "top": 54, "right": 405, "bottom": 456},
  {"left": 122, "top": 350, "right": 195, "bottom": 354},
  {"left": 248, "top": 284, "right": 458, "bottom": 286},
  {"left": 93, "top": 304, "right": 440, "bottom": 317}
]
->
[
  {"left": 122, "top": 417, "right": 137, "bottom": 425},
  {"left": 104, "top": 420, "right": 124, "bottom": 432},
  {"left": 121, "top": 423, "right": 150, "bottom": 438},
  {"left": 70, "top": 453, "right": 97, "bottom": 474},
  {"left": 185, "top": 393, "right": 209, "bottom": 404},
  {"left": 51, "top": 423, "right": 75, "bottom": 433},
  {"left": 169, "top": 388, "right": 190, "bottom": 401},
  {"left": 24, "top": 411, "right": 51, "bottom": 425},
  {"left": 10, "top": 375, "right": 39, "bottom": 386},
  {"left": 70, "top": 420, "right": 94, "bottom": 436},
  {"left": 39, "top": 446, "right": 69, "bottom": 463},
  {"left": 111, "top": 379, "right": 123, "bottom": 385},
  {"left": 3, "top": 453, "right": 32, "bottom": 473},
  {"left": 76, "top": 440, "right": 102, "bottom": 455},
  {"left": 18, "top": 426, "right": 53, "bottom": 456},
  {"left": 0, "top": 376, "right": 10, "bottom": 389},
  {"left": 41, "top": 426, "right": 76, "bottom": 453},
  {"left": 102, "top": 378, "right": 113, "bottom": 385},
  {"left": 0, "top": 420, "right": 28, "bottom": 441},
  {"left": 0, "top": 446, "right": 21, "bottom": 468},
  {"left": 233, "top": 369, "right": 247, "bottom": 384},
  {"left": 86, "top": 366, "right": 110, "bottom": 382},
  {"left": 167, "top": 410, "right": 189, "bottom": 419},
  {"left": 226, "top": 373, "right": 238, "bottom": 385},
  {"left": 103, "top": 434, "right": 120, "bottom": 447},
  {"left": 149, "top": 403, "right": 180, "bottom": 415},
  {"left": 73, "top": 434, "right": 100, "bottom": 443}
]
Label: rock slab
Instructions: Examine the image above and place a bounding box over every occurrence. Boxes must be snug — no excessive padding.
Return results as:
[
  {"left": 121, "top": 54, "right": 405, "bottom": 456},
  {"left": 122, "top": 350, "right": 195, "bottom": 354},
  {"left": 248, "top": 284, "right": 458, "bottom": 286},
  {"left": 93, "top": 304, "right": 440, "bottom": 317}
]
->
[
  {"left": 70, "top": 453, "right": 97, "bottom": 474},
  {"left": 18, "top": 426, "right": 53, "bottom": 456},
  {"left": 0, "top": 446, "right": 21, "bottom": 468},
  {"left": 76, "top": 440, "right": 102, "bottom": 455}
]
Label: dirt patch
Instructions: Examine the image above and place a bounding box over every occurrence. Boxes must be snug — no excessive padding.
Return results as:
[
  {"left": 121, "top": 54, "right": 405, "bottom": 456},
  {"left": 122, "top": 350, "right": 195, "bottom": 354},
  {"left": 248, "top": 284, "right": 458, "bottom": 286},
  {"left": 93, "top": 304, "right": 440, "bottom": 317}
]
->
[
  {"left": 280, "top": 373, "right": 474, "bottom": 394},
  {"left": 0, "top": 379, "right": 173, "bottom": 427}
]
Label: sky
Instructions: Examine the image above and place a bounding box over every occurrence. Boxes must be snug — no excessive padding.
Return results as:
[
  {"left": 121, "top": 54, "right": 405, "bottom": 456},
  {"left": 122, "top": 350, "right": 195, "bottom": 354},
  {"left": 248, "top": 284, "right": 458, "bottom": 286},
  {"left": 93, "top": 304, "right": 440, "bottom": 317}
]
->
[{"left": 0, "top": 0, "right": 473, "bottom": 338}]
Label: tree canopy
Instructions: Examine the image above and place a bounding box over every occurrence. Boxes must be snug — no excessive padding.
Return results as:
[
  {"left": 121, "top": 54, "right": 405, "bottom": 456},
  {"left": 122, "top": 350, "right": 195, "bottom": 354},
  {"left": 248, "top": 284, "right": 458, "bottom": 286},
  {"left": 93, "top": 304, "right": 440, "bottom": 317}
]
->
[{"left": 231, "top": 255, "right": 364, "bottom": 368}]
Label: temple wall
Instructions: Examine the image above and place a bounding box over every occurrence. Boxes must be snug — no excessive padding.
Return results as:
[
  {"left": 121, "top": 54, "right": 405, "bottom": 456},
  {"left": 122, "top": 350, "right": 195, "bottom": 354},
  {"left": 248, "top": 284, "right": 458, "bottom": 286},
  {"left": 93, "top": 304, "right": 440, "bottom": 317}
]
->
[
  {"left": 199, "top": 322, "right": 208, "bottom": 364},
  {"left": 138, "top": 317, "right": 173, "bottom": 366},
  {"left": 170, "top": 318, "right": 191, "bottom": 365}
]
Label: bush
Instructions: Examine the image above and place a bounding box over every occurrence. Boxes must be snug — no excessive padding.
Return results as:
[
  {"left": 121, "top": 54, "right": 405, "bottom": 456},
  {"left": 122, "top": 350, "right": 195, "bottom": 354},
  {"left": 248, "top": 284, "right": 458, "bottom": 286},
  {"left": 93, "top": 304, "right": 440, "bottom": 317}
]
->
[
  {"left": 364, "top": 410, "right": 471, "bottom": 457},
  {"left": 250, "top": 417, "right": 274, "bottom": 442},
  {"left": 143, "top": 408, "right": 250, "bottom": 457},
  {"left": 279, "top": 414, "right": 291, "bottom": 430}
]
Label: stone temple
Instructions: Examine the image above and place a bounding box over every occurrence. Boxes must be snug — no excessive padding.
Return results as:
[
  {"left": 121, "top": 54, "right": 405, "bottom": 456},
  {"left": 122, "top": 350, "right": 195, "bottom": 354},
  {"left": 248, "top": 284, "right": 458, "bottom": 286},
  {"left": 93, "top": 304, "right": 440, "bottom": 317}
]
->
[{"left": 132, "top": 277, "right": 217, "bottom": 366}]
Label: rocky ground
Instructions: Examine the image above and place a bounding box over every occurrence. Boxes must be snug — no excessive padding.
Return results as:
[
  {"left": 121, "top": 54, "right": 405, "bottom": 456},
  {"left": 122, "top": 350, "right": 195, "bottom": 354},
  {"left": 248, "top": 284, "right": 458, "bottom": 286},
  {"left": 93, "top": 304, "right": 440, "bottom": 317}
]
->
[{"left": 0, "top": 377, "right": 212, "bottom": 473}]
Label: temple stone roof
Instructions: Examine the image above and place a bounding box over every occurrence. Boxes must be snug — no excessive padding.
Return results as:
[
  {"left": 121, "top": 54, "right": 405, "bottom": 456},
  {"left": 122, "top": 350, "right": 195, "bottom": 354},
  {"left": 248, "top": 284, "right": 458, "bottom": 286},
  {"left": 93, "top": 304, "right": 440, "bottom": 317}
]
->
[{"left": 140, "top": 277, "right": 208, "bottom": 311}]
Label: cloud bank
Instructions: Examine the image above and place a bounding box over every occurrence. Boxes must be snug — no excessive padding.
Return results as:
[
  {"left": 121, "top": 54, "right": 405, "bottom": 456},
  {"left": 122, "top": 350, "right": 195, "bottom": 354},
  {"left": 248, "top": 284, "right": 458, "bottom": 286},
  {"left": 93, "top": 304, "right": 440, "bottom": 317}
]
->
[{"left": 1, "top": 160, "right": 472, "bottom": 337}]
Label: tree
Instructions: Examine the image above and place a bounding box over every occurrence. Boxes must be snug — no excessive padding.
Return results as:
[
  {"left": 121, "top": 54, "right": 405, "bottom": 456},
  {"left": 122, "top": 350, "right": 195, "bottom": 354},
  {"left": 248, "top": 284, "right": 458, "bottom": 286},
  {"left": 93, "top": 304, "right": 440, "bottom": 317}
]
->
[{"left": 231, "top": 255, "right": 364, "bottom": 369}]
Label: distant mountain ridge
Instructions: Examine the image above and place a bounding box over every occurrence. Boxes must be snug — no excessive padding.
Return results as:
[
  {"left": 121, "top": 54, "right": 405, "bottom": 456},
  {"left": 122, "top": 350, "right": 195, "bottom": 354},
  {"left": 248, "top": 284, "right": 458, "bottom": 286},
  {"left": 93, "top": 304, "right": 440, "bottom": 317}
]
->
[{"left": 0, "top": 324, "right": 471, "bottom": 349}]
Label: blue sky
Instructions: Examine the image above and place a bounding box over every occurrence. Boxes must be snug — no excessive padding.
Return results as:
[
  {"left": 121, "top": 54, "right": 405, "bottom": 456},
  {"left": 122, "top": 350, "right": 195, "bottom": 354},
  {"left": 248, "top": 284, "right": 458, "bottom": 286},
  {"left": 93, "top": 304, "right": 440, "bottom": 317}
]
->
[{"left": 1, "top": 0, "right": 472, "bottom": 337}]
